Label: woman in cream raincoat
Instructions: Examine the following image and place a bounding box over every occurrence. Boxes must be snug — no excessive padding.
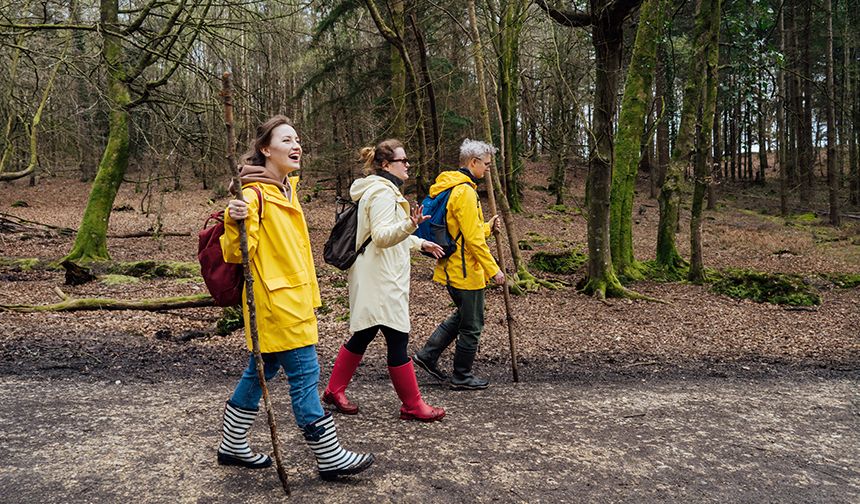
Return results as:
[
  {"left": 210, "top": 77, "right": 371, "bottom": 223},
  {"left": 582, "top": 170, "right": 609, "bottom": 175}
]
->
[{"left": 322, "top": 139, "right": 446, "bottom": 422}]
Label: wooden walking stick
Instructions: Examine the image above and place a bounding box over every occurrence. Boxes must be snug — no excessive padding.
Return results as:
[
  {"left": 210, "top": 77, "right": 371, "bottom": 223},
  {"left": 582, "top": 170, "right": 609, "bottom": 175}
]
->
[
  {"left": 467, "top": 0, "right": 520, "bottom": 383},
  {"left": 220, "top": 72, "right": 291, "bottom": 495}
]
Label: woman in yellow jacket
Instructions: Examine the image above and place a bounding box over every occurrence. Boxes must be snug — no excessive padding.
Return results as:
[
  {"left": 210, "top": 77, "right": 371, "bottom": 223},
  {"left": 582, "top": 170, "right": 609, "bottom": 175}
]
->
[{"left": 216, "top": 115, "right": 373, "bottom": 481}]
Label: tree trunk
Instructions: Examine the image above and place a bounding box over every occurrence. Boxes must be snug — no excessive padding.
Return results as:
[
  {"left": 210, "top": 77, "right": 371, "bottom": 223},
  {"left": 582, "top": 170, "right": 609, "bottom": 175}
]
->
[
  {"left": 410, "top": 13, "right": 441, "bottom": 182},
  {"left": 581, "top": 9, "right": 627, "bottom": 298},
  {"left": 848, "top": 40, "right": 860, "bottom": 205},
  {"left": 497, "top": 0, "right": 527, "bottom": 212},
  {"left": 708, "top": 102, "right": 720, "bottom": 210},
  {"left": 731, "top": 78, "right": 739, "bottom": 181},
  {"left": 825, "top": 0, "right": 840, "bottom": 225},
  {"left": 467, "top": 0, "right": 541, "bottom": 291},
  {"left": 65, "top": 0, "right": 131, "bottom": 262},
  {"left": 655, "top": 42, "right": 670, "bottom": 196},
  {"left": 657, "top": 0, "right": 711, "bottom": 272},
  {"left": 610, "top": 0, "right": 667, "bottom": 278},
  {"left": 777, "top": 5, "right": 788, "bottom": 215},
  {"left": 689, "top": 0, "right": 721, "bottom": 283},
  {"left": 757, "top": 75, "right": 769, "bottom": 183},
  {"left": 745, "top": 103, "right": 753, "bottom": 181},
  {"left": 390, "top": 0, "right": 406, "bottom": 139},
  {"left": 798, "top": 0, "right": 814, "bottom": 204}
]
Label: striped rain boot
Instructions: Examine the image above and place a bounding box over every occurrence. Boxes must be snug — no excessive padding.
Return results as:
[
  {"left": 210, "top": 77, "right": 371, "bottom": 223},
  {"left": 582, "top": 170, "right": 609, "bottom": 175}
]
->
[
  {"left": 303, "top": 413, "right": 374, "bottom": 480},
  {"left": 216, "top": 401, "right": 273, "bottom": 469}
]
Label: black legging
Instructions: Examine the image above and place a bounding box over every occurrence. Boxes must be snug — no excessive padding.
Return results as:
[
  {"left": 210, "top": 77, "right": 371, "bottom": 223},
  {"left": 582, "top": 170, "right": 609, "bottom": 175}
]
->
[{"left": 344, "top": 325, "right": 409, "bottom": 366}]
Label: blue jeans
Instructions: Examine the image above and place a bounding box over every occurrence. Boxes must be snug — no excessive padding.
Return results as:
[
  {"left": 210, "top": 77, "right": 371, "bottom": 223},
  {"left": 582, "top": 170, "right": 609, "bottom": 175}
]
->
[{"left": 229, "top": 345, "right": 325, "bottom": 429}]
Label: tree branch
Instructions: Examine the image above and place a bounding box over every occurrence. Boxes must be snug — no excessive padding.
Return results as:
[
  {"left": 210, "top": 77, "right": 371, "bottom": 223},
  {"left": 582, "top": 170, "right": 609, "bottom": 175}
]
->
[
  {"left": 0, "top": 293, "right": 215, "bottom": 313},
  {"left": 534, "top": 0, "right": 592, "bottom": 27}
]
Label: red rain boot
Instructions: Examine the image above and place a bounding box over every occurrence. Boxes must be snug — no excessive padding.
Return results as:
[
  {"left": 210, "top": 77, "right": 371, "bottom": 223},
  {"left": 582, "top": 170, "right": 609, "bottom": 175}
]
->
[
  {"left": 388, "top": 361, "right": 446, "bottom": 422},
  {"left": 323, "top": 345, "right": 363, "bottom": 415}
]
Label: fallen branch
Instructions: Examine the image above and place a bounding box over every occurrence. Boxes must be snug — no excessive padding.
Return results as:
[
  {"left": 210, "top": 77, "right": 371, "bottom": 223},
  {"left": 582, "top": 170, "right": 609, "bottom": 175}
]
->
[
  {"left": 0, "top": 293, "right": 214, "bottom": 313},
  {"left": 0, "top": 212, "right": 74, "bottom": 236},
  {"left": 1, "top": 213, "right": 188, "bottom": 238},
  {"left": 109, "top": 231, "right": 191, "bottom": 238},
  {"left": 1, "top": 257, "right": 200, "bottom": 279}
]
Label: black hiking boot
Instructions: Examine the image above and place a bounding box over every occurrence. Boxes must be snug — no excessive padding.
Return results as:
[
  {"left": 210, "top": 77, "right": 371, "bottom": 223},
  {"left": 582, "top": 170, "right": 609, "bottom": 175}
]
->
[
  {"left": 449, "top": 347, "right": 489, "bottom": 390},
  {"left": 412, "top": 353, "right": 448, "bottom": 382}
]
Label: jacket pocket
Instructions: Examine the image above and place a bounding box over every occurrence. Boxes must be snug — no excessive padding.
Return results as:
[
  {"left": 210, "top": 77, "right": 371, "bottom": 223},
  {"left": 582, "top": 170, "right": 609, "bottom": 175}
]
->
[
  {"left": 260, "top": 269, "right": 315, "bottom": 326},
  {"left": 262, "top": 269, "right": 309, "bottom": 291}
]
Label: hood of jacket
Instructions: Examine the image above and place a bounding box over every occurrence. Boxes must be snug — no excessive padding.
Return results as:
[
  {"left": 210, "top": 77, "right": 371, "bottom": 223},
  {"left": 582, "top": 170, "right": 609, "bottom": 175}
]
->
[
  {"left": 350, "top": 174, "right": 402, "bottom": 202},
  {"left": 429, "top": 169, "right": 477, "bottom": 198}
]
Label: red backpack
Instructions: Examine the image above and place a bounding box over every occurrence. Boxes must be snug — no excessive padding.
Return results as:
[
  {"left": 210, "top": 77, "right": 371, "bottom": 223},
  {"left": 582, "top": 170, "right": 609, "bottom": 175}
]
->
[{"left": 198, "top": 186, "right": 263, "bottom": 307}]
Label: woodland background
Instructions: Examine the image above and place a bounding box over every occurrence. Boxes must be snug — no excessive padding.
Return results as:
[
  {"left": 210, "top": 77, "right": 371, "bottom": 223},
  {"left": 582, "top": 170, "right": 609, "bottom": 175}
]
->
[{"left": 0, "top": 1, "right": 858, "bottom": 500}]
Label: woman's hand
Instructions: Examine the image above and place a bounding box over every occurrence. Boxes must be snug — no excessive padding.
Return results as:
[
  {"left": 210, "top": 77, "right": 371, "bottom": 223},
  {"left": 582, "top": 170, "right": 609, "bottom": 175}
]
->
[
  {"left": 421, "top": 240, "right": 445, "bottom": 259},
  {"left": 410, "top": 204, "right": 430, "bottom": 227},
  {"left": 227, "top": 199, "right": 248, "bottom": 220},
  {"left": 488, "top": 214, "right": 501, "bottom": 233}
]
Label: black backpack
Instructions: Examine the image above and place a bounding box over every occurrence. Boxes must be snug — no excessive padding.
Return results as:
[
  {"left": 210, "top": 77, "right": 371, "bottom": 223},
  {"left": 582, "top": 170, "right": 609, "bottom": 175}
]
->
[{"left": 323, "top": 197, "right": 372, "bottom": 270}]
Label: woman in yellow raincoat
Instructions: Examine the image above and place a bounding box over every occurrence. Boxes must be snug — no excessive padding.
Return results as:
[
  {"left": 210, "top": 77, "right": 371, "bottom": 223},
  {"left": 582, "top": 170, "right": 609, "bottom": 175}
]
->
[{"left": 215, "top": 115, "right": 373, "bottom": 481}]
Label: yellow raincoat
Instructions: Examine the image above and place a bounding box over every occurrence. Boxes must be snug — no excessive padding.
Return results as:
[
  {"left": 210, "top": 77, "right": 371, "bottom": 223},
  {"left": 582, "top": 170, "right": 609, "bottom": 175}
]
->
[
  {"left": 221, "top": 178, "right": 322, "bottom": 353},
  {"left": 430, "top": 170, "right": 500, "bottom": 290}
]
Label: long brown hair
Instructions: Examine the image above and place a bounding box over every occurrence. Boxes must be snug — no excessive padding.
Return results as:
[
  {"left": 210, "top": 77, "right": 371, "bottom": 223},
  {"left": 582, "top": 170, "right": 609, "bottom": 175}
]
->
[
  {"left": 359, "top": 138, "right": 404, "bottom": 175},
  {"left": 241, "top": 115, "right": 294, "bottom": 166}
]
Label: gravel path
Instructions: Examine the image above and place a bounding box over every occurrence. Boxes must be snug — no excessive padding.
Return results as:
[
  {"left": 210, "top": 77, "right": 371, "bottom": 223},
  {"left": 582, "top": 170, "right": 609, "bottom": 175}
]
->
[{"left": 1, "top": 372, "right": 857, "bottom": 503}]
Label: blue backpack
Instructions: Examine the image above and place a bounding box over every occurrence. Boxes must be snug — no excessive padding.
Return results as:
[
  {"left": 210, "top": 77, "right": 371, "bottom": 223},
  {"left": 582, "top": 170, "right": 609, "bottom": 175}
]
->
[{"left": 414, "top": 183, "right": 468, "bottom": 259}]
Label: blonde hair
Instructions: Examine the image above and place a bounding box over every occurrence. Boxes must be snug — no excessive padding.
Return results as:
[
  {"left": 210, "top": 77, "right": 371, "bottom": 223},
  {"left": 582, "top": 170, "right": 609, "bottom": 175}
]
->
[{"left": 360, "top": 139, "right": 404, "bottom": 175}]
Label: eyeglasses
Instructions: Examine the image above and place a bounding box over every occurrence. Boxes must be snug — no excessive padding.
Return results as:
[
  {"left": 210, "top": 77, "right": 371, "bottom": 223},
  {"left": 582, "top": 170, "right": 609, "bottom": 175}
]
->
[
  {"left": 390, "top": 158, "right": 410, "bottom": 164},
  {"left": 474, "top": 158, "right": 492, "bottom": 167}
]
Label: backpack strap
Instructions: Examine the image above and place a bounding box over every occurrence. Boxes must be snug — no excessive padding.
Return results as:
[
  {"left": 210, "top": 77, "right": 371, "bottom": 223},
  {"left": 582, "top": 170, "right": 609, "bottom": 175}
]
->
[{"left": 245, "top": 185, "right": 263, "bottom": 220}]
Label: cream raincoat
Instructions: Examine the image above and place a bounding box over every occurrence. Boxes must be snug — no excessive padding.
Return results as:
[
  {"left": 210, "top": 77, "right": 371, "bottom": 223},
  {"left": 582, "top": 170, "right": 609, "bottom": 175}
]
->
[{"left": 347, "top": 175, "right": 424, "bottom": 334}]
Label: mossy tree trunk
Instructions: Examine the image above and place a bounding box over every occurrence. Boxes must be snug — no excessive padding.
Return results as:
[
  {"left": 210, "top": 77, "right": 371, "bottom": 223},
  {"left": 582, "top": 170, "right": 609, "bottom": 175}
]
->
[
  {"left": 688, "top": 0, "right": 721, "bottom": 283},
  {"left": 65, "top": 0, "right": 130, "bottom": 262},
  {"left": 609, "top": 0, "right": 667, "bottom": 279},
  {"left": 656, "top": 0, "right": 711, "bottom": 274},
  {"left": 535, "top": 0, "right": 647, "bottom": 299},
  {"left": 580, "top": 13, "right": 627, "bottom": 298},
  {"left": 496, "top": 0, "right": 527, "bottom": 213}
]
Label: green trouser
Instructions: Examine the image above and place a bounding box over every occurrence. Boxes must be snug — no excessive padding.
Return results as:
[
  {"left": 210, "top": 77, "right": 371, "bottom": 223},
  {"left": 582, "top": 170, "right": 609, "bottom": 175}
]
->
[{"left": 416, "top": 286, "right": 485, "bottom": 366}]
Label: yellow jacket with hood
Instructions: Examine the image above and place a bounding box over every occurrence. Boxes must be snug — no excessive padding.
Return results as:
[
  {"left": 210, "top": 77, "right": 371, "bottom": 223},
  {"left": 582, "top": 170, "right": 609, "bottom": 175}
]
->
[
  {"left": 221, "top": 177, "right": 322, "bottom": 353},
  {"left": 430, "top": 169, "right": 500, "bottom": 290}
]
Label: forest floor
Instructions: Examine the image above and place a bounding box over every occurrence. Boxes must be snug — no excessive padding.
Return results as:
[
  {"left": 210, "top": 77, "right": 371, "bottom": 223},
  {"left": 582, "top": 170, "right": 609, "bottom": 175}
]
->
[{"left": 0, "top": 163, "right": 858, "bottom": 503}]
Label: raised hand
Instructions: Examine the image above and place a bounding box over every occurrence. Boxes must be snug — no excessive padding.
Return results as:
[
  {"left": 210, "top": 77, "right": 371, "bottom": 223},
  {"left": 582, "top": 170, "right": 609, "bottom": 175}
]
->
[{"left": 410, "top": 204, "right": 430, "bottom": 227}]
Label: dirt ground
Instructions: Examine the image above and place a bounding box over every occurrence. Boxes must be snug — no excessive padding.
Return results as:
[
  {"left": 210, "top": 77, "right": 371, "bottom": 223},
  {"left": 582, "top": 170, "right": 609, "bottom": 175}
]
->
[
  {"left": 1, "top": 165, "right": 858, "bottom": 502},
  {"left": 0, "top": 371, "right": 858, "bottom": 503}
]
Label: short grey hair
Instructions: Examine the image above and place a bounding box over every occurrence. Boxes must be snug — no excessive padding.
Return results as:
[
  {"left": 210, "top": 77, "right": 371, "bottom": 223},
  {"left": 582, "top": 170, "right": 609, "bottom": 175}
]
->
[{"left": 459, "top": 139, "right": 498, "bottom": 166}]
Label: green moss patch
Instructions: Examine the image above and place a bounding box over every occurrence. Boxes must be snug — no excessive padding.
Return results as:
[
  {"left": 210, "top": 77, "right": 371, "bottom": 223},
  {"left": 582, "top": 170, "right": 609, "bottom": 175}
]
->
[
  {"left": 821, "top": 273, "right": 860, "bottom": 289},
  {"left": 638, "top": 260, "right": 690, "bottom": 283},
  {"left": 100, "top": 274, "right": 140, "bottom": 285},
  {"left": 215, "top": 306, "right": 244, "bottom": 336},
  {"left": 711, "top": 269, "right": 821, "bottom": 306},
  {"left": 107, "top": 260, "right": 200, "bottom": 279},
  {"left": 528, "top": 250, "right": 587, "bottom": 275}
]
